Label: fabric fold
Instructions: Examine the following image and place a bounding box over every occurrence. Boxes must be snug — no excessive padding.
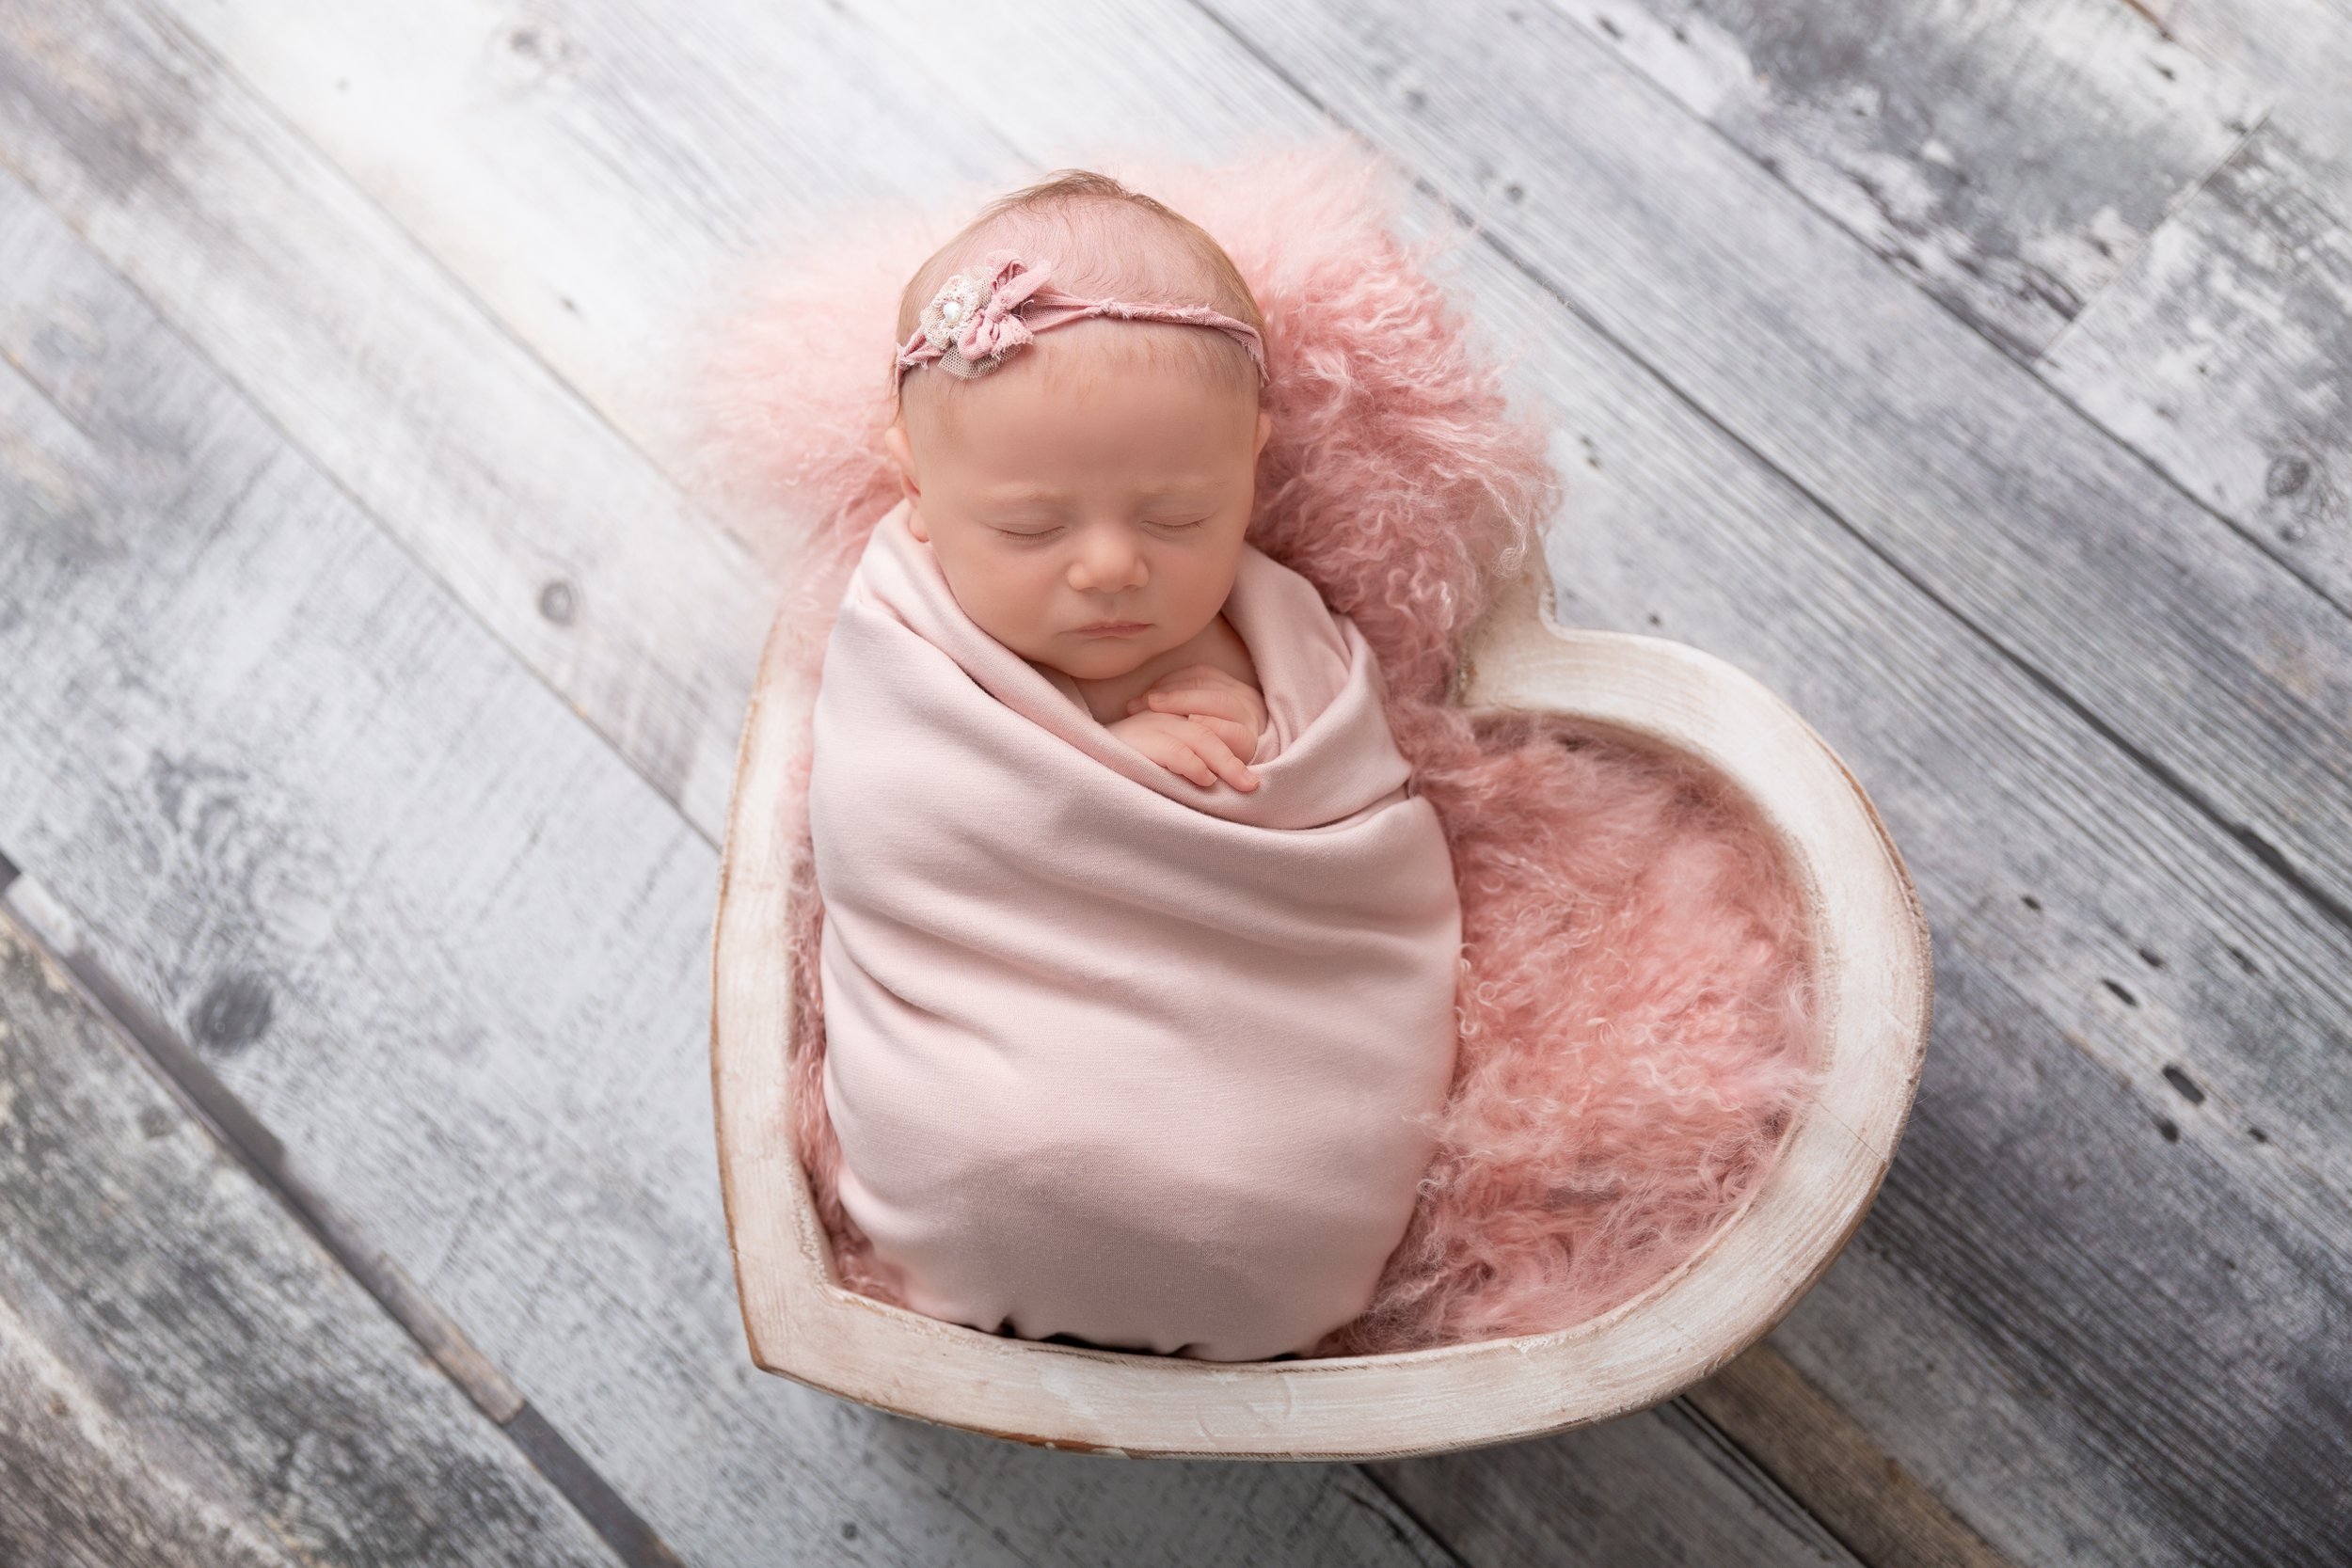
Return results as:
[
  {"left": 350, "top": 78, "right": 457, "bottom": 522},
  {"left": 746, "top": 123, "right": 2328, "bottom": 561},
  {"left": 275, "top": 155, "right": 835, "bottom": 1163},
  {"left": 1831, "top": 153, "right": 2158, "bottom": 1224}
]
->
[{"left": 808, "top": 499, "right": 1462, "bottom": 1361}]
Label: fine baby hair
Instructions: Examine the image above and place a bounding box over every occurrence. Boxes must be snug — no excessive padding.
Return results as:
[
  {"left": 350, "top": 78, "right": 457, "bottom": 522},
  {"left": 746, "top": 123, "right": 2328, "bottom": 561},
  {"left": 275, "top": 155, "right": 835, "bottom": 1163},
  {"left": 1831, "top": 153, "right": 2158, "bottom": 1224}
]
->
[
  {"left": 894, "top": 248, "right": 1269, "bottom": 388},
  {"left": 683, "top": 138, "right": 1858, "bottom": 1369},
  {"left": 888, "top": 169, "right": 1271, "bottom": 403}
]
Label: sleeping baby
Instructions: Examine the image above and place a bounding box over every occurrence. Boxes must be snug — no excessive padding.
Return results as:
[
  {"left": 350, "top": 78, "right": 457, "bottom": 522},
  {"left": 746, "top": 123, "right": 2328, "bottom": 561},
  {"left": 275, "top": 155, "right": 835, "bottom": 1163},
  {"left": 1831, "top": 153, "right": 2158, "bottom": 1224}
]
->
[{"left": 806, "top": 172, "right": 1463, "bottom": 1361}]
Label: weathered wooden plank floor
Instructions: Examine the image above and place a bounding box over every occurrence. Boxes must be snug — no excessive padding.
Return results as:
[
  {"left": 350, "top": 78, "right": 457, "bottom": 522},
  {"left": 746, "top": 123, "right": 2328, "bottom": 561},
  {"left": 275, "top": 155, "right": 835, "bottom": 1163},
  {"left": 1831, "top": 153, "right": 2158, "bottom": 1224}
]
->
[
  {"left": 2, "top": 1, "right": 2346, "bottom": 1563},
  {"left": 0, "top": 893, "right": 629, "bottom": 1568}
]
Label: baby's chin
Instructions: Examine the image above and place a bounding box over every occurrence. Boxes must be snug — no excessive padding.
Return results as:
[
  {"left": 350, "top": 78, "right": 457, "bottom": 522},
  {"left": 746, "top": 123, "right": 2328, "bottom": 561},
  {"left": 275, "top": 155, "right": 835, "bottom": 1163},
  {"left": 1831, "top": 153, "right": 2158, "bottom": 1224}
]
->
[
  {"left": 1025, "top": 638, "right": 1158, "bottom": 682},
  {"left": 1019, "top": 622, "right": 1198, "bottom": 682}
]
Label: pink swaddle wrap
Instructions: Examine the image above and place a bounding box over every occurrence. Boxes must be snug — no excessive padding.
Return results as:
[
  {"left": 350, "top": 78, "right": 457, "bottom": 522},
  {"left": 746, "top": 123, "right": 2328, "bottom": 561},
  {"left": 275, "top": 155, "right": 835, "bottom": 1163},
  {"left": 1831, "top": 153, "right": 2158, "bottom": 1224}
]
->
[{"left": 809, "top": 498, "right": 1462, "bottom": 1361}]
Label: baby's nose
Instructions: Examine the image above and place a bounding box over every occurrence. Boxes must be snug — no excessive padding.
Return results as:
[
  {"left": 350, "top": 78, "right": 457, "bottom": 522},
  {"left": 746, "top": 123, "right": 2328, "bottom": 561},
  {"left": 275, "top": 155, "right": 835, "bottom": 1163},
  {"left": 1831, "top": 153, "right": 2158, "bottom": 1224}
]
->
[{"left": 1070, "top": 534, "right": 1149, "bottom": 591}]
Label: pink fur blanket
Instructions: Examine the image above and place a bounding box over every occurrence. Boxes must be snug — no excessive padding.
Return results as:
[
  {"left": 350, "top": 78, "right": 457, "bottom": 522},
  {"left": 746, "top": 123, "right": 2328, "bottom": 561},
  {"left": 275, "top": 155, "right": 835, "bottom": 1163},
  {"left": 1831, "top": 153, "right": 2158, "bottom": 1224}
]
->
[
  {"left": 811, "top": 499, "right": 1462, "bottom": 1361},
  {"left": 673, "top": 135, "right": 1822, "bottom": 1355}
]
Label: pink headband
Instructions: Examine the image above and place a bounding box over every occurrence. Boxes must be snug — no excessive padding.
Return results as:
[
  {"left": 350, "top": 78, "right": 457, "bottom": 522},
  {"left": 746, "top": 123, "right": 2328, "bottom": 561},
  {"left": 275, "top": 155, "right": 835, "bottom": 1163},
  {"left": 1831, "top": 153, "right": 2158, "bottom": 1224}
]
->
[{"left": 894, "top": 248, "right": 1269, "bottom": 389}]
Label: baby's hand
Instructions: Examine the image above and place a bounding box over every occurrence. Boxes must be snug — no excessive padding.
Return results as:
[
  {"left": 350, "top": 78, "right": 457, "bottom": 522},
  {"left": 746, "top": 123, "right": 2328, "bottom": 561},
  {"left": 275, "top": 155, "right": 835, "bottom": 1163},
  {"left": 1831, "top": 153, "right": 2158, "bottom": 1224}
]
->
[
  {"left": 1123, "top": 664, "right": 1268, "bottom": 768},
  {"left": 1107, "top": 708, "right": 1261, "bottom": 792}
]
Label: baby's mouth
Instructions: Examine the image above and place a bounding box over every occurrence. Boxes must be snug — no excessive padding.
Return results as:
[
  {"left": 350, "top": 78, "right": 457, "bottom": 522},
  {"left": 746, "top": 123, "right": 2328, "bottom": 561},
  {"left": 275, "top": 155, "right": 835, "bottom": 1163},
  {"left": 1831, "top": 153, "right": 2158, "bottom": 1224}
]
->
[{"left": 1074, "top": 620, "right": 1150, "bottom": 637}]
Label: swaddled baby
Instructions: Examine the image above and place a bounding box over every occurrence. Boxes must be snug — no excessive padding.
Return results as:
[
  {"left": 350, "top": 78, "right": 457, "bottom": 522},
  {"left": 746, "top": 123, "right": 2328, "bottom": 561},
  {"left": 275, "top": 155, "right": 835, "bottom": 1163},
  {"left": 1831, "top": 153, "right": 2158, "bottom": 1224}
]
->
[{"left": 808, "top": 173, "right": 1462, "bottom": 1361}]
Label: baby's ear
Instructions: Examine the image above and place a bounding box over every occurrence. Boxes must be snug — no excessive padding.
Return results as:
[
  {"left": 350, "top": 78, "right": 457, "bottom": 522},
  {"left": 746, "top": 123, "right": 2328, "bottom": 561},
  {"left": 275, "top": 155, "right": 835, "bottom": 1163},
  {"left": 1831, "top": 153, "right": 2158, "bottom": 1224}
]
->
[
  {"left": 882, "top": 420, "right": 920, "bottom": 505},
  {"left": 1253, "top": 407, "right": 1273, "bottom": 461}
]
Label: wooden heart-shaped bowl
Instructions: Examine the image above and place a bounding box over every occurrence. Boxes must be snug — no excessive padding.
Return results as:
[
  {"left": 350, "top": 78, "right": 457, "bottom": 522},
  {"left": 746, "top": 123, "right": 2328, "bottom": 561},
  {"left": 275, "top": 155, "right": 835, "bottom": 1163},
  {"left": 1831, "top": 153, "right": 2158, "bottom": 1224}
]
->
[{"left": 710, "top": 544, "right": 1932, "bottom": 1460}]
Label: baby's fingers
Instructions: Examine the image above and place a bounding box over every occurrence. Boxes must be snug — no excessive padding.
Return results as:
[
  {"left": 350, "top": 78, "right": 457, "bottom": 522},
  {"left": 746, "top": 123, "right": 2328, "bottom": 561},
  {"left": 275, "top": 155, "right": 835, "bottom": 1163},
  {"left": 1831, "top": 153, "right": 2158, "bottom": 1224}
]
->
[
  {"left": 1121, "top": 721, "right": 1217, "bottom": 787},
  {"left": 1114, "top": 711, "right": 1260, "bottom": 790},
  {"left": 1142, "top": 686, "right": 1260, "bottom": 733},
  {"left": 1184, "top": 724, "right": 1261, "bottom": 792},
  {"left": 1157, "top": 738, "right": 1218, "bottom": 788},
  {"left": 1142, "top": 684, "right": 1234, "bottom": 716},
  {"left": 1195, "top": 712, "right": 1260, "bottom": 764},
  {"left": 1129, "top": 699, "right": 1255, "bottom": 764}
]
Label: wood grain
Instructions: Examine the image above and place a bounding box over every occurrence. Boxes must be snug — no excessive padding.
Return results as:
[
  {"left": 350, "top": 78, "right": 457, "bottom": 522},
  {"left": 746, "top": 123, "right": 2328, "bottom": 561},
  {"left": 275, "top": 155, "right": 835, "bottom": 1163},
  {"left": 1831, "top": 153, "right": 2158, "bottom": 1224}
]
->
[
  {"left": 2157, "top": 0, "right": 2352, "bottom": 186},
  {"left": 0, "top": 903, "right": 622, "bottom": 1568},
  {"left": 1682, "top": 1345, "right": 2011, "bottom": 1568},
  {"left": 0, "top": 158, "right": 1499, "bottom": 1568},
  {"left": 1558, "top": 0, "right": 2352, "bottom": 706},
  {"left": 1199, "top": 0, "right": 2352, "bottom": 932},
  {"left": 0, "top": 0, "right": 775, "bottom": 832},
  {"left": 1422, "top": 232, "right": 2352, "bottom": 1568},
  {"left": 812, "top": 1, "right": 2352, "bottom": 1560},
  {"left": 0, "top": 2, "right": 1924, "bottom": 1556},
  {"left": 1365, "top": 1386, "right": 1871, "bottom": 1566},
  {"left": 5, "top": 0, "right": 2350, "bottom": 1562},
  {"left": 2042, "top": 123, "right": 2352, "bottom": 614},
  {"left": 1544, "top": 0, "right": 2265, "bottom": 357}
]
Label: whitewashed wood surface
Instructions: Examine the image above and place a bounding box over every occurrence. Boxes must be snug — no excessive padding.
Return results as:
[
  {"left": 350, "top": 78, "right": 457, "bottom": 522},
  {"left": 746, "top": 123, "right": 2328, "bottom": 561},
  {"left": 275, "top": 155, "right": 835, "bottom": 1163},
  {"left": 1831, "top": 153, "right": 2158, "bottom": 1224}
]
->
[
  {"left": 2, "top": 0, "right": 2347, "bottom": 1563},
  {"left": 0, "top": 900, "right": 627, "bottom": 1567}
]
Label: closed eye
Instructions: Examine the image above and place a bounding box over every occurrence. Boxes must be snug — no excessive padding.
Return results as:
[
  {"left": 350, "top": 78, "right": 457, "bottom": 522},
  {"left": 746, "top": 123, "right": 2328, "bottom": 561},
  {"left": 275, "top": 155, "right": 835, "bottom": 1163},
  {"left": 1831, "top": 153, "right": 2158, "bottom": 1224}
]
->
[{"left": 989, "top": 518, "right": 1207, "bottom": 540}]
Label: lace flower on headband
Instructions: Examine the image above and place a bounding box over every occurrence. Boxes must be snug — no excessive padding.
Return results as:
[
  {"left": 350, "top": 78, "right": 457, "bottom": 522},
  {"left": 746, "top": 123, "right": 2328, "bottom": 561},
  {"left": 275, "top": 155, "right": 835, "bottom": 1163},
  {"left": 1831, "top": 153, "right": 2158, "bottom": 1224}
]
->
[
  {"left": 918, "top": 272, "right": 990, "bottom": 355},
  {"left": 896, "top": 249, "right": 1269, "bottom": 388}
]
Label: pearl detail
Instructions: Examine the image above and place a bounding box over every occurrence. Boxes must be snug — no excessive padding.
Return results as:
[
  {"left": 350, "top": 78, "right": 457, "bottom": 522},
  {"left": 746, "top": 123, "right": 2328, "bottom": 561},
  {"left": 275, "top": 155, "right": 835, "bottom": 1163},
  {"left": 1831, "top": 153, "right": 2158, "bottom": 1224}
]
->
[{"left": 920, "top": 271, "right": 991, "bottom": 353}]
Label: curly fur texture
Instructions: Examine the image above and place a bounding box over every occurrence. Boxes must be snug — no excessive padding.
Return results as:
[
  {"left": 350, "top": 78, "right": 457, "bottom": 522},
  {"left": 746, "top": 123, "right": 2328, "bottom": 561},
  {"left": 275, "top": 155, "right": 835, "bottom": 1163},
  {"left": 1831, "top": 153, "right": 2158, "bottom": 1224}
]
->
[{"left": 670, "top": 135, "right": 1823, "bottom": 1355}]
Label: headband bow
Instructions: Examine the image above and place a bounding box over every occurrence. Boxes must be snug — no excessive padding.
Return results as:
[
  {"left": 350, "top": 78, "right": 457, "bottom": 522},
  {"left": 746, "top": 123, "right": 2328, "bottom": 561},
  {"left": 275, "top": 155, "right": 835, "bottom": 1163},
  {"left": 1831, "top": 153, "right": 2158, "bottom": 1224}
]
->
[{"left": 895, "top": 249, "right": 1269, "bottom": 388}]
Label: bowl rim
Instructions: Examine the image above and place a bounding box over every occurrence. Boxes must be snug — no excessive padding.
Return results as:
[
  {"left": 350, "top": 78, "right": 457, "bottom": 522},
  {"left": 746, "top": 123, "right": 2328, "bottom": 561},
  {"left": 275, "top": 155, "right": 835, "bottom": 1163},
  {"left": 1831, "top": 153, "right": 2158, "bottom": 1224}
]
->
[{"left": 708, "top": 544, "right": 1933, "bottom": 1460}]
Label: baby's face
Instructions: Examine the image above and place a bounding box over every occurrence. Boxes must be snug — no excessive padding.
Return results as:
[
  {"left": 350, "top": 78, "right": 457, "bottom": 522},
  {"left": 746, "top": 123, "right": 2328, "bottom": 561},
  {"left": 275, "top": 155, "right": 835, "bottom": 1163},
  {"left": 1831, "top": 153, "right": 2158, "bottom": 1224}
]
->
[{"left": 884, "top": 333, "right": 1273, "bottom": 683}]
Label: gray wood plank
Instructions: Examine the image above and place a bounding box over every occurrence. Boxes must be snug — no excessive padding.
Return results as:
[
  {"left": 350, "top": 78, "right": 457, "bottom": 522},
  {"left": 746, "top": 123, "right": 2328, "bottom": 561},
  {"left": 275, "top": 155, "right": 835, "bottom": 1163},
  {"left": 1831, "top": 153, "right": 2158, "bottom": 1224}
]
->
[
  {"left": 1190, "top": 0, "right": 2352, "bottom": 984},
  {"left": 2152, "top": 0, "right": 2352, "bottom": 189},
  {"left": 10, "top": 0, "right": 2351, "bottom": 1562},
  {"left": 1682, "top": 1347, "right": 2011, "bottom": 1568},
  {"left": 0, "top": 8, "right": 1894, "bottom": 1562},
  {"left": 1388, "top": 209, "right": 2352, "bottom": 1568},
  {"left": 2041, "top": 119, "right": 2352, "bottom": 616},
  {"left": 0, "top": 0, "right": 782, "bottom": 834},
  {"left": 817, "top": 2, "right": 2352, "bottom": 1561},
  {"left": 0, "top": 168, "right": 1596, "bottom": 1568},
  {"left": 105, "top": 0, "right": 2352, "bottom": 1234},
  {"left": 1543, "top": 0, "right": 2265, "bottom": 356},
  {"left": 53, "top": 0, "right": 2352, "bottom": 1560},
  {"left": 1545, "top": 0, "right": 2352, "bottom": 668},
  {"left": 1367, "top": 1395, "right": 1863, "bottom": 1567},
  {"left": 0, "top": 902, "right": 624, "bottom": 1568}
]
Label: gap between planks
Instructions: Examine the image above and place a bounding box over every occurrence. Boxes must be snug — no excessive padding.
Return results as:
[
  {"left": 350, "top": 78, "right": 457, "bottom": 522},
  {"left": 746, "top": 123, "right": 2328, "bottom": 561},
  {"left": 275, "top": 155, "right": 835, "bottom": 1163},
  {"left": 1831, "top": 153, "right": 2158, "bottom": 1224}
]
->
[
  {"left": 1179, "top": 0, "right": 2352, "bottom": 967},
  {"left": 0, "top": 853, "right": 2005, "bottom": 1568},
  {"left": 1683, "top": 1347, "right": 2015, "bottom": 1568},
  {"left": 0, "top": 868, "right": 685, "bottom": 1568},
  {"left": 1538, "top": 0, "right": 2351, "bottom": 635},
  {"left": 0, "top": 7, "right": 2190, "bottom": 1554}
]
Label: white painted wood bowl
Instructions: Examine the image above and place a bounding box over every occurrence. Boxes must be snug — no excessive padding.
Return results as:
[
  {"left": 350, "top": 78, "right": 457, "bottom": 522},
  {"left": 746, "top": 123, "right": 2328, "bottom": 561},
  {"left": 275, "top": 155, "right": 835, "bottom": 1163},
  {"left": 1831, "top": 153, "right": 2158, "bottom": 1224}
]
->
[{"left": 710, "top": 541, "right": 1933, "bottom": 1460}]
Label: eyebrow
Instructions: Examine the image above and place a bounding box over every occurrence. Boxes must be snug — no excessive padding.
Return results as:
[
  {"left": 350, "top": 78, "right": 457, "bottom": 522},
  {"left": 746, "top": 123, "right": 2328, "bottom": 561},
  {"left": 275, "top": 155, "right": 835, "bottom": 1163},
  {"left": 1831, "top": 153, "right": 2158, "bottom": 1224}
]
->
[{"left": 976, "top": 483, "right": 1221, "bottom": 505}]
